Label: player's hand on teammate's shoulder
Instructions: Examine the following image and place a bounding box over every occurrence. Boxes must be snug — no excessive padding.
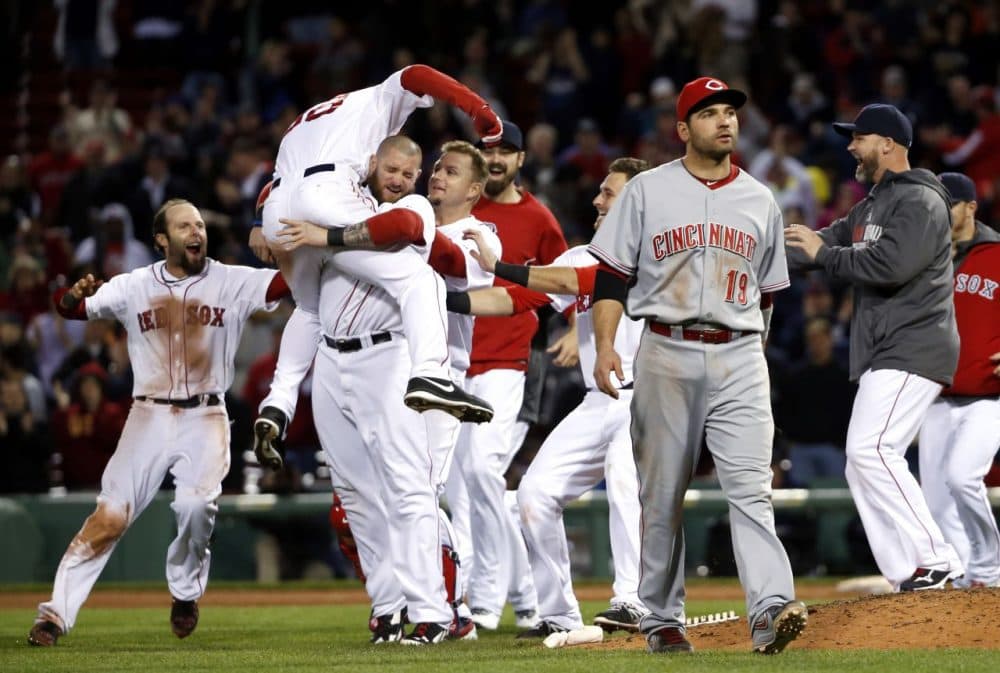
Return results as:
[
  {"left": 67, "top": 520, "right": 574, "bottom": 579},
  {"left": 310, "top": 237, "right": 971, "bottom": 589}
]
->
[
  {"left": 248, "top": 226, "right": 276, "bottom": 265},
  {"left": 473, "top": 105, "right": 503, "bottom": 147},
  {"left": 593, "top": 346, "right": 625, "bottom": 400},
  {"left": 463, "top": 228, "right": 499, "bottom": 272},
  {"left": 277, "top": 218, "right": 327, "bottom": 251},
  {"left": 784, "top": 223, "right": 824, "bottom": 261}
]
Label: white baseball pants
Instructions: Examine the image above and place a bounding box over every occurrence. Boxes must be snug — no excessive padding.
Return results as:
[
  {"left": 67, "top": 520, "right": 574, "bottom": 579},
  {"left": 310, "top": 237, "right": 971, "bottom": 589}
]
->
[
  {"left": 37, "top": 401, "right": 230, "bottom": 632},
  {"left": 518, "top": 390, "right": 642, "bottom": 629},
  {"left": 918, "top": 396, "right": 1000, "bottom": 586},
  {"left": 845, "top": 369, "right": 963, "bottom": 586}
]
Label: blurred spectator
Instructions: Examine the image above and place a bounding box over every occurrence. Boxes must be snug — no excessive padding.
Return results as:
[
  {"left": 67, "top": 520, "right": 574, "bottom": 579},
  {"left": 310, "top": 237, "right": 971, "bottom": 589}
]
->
[
  {"left": 939, "top": 86, "right": 1000, "bottom": 206},
  {"left": 729, "top": 77, "right": 772, "bottom": 166},
  {"left": 634, "top": 105, "right": 683, "bottom": 168},
  {"left": 556, "top": 117, "right": 611, "bottom": 188},
  {"left": 74, "top": 202, "right": 153, "bottom": 278},
  {"left": 879, "top": 65, "right": 923, "bottom": 130},
  {"left": 774, "top": 317, "right": 856, "bottom": 487},
  {"left": 225, "top": 137, "right": 271, "bottom": 230},
  {"left": 50, "top": 362, "right": 126, "bottom": 490},
  {"left": 0, "top": 256, "right": 50, "bottom": 326},
  {"left": 65, "top": 78, "right": 133, "bottom": 163},
  {"left": 0, "top": 156, "right": 37, "bottom": 237},
  {"left": 748, "top": 125, "right": 818, "bottom": 228},
  {"left": 53, "top": 0, "right": 118, "bottom": 71},
  {"left": 54, "top": 138, "right": 115, "bottom": 243},
  {"left": 520, "top": 122, "right": 559, "bottom": 200},
  {"left": 28, "top": 126, "right": 83, "bottom": 226},
  {"left": 526, "top": 27, "right": 590, "bottom": 143},
  {"left": 0, "top": 377, "right": 50, "bottom": 494},
  {"left": 26, "top": 285, "right": 87, "bottom": 398},
  {"left": 817, "top": 180, "right": 865, "bottom": 231},
  {"left": 2, "top": 338, "right": 47, "bottom": 421},
  {"left": 51, "top": 317, "right": 125, "bottom": 398},
  {"left": 783, "top": 73, "right": 832, "bottom": 135},
  {"left": 128, "top": 0, "right": 185, "bottom": 68},
  {"left": 128, "top": 142, "right": 195, "bottom": 243}
]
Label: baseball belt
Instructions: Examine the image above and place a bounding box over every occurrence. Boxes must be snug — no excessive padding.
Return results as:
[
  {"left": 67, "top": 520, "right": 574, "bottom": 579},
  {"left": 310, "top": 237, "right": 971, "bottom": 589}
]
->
[
  {"left": 271, "top": 163, "right": 337, "bottom": 189},
  {"left": 323, "top": 331, "right": 393, "bottom": 353},
  {"left": 648, "top": 320, "right": 752, "bottom": 344},
  {"left": 134, "top": 394, "right": 222, "bottom": 408}
]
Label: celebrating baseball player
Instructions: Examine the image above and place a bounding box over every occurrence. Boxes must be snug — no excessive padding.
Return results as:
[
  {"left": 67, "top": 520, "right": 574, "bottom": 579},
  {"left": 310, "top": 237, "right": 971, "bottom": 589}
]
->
[
  {"left": 265, "top": 140, "right": 503, "bottom": 645},
  {"left": 256, "top": 64, "right": 501, "bottom": 442},
  {"left": 28, "top": 199, "right": 287, "bottom": 647},
  {"left": 451, "top": 157, "right": 651, "bottom": 638},
  {"left": 786, "top": 103, "right": 965, "bottom": 591},
  {"left": 917, "top": 172, "right": 1000, "bottom": 589},
  {"left": 590, "top": 77, "right": 807, "bottom": 655}
]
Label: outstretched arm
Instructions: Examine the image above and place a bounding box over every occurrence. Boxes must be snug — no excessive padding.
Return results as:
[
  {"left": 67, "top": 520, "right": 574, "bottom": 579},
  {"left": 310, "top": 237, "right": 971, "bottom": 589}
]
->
[
  {"left": 53, "top": 274, "right": 102, "bottom": 320},
  {"left": 400, "top": 65, "right": 503, "bottom": 145},
  {"left": 275, "top": 209, "right": 427, "bottom": 252},
  {"left": 464, "top": 228, "right": 582, "bottom": 295}
]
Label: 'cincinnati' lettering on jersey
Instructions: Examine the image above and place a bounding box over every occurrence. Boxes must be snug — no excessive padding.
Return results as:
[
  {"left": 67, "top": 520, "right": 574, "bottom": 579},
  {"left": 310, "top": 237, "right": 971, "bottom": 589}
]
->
[
  {"left": 137, "top": 305, "right": 226, "bottom": 333},
  {"left": 955, "top": 272, "right": 998, "bottom": 300},
  {"left": 651, "top": 222, "right": 758, "bottom": 261}
]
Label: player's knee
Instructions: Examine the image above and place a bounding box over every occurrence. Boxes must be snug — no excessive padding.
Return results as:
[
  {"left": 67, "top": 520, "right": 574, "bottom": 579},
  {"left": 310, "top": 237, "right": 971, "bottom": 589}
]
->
[
  {"left": 172, "top": 489, "right": 218, "bottom": 523},
  {"left": 78, "top": 502, "right": 129, "bottom": 553},
  {"left": 516, "top": 476, "right": 555, "bottom": 514},
  {"left": 944, "top": 469, "right": 979, "bottom": 499}
]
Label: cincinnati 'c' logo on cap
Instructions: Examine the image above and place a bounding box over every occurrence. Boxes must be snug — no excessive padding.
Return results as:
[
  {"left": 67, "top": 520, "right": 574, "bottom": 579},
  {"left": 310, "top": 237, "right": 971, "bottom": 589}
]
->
[{"left": 705, "top": 79, "right": 725, "bottom": 90}]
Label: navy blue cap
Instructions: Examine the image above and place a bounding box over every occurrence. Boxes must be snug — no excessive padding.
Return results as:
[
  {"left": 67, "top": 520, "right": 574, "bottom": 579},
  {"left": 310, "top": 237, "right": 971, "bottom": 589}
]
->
[
  {"left": 833, "top": 103, "right": 913, "bottom": 148},
  {"left": 938, "top": 172, "right": 977, "bottom": 204},
  {"left": 476, "top": 120, "right": 523, "bottom": 151}
]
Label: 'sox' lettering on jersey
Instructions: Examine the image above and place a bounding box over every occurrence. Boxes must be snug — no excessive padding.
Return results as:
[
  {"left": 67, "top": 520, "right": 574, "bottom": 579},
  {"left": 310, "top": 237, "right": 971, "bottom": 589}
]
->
[
  {"left": 955, "top": 273, "right": 998, "bottom": 300},
  {"left": 651, "top": 222, "right": 757, "bottom": 262},
  {"left": 137, "top": 305, "right": 226, "bottom": 333}
]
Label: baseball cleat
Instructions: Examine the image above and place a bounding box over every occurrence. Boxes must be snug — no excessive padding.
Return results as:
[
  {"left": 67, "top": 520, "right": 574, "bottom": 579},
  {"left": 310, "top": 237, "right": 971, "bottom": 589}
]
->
[
  {"left": 252, "top": 406, "right": 287, "bottom": 470},
  {"left": 170, "top": 599, "right": 199, "bottom": 639},
  {"left": 751, "top": 600, "right": 807, "bottom": 654},
  {"left": 369, "top": 609, "right": 406, "bottom": 644},
  {"left": 646, "top": 626, "right": 694, "bottom": 653},
  {"left": 899, "top": 567, "right": 955, "bottom": 592},
  {"left": 400, "top": 622, "right": 448, "bottom": 645},
  {"left": 403, "top": 377, "right": 494, "bottom": 423},
  {"left": 27, "top": 620, "right": 62, "bottom": 647},
  {"left": 448, "top": 615, "right": 478, "bottom": 640},
  {"left": 594, "top": 602, "right": 645, "bottom": 632},
  {"left": 469, "top": 608, "right": 500, "bottom": 631},
  {"left": 514, "top": 609, "right": 540, "bottom": 629},
  {"left": 515, "top": 620, "right": 567, "bottom": 639}
]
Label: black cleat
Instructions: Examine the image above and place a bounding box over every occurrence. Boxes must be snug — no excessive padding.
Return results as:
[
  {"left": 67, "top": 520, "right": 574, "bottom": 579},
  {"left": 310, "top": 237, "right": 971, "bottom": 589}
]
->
[
  {"left": 170, "top": 599, "right": 199, "bottom": 639},
  {"left": 515, "top": 620, "right": 568, "bottom": 639},
  {"left": 27, "top": 620, "right": 62, "bottom": 646},
  {"left": 403, "top": 377, "right": 494, "bottom": 423},
  {"left": 369, "top": 609, "right": 406, "bottom": 644},
  {"left": 899, "top": 568, "right": 953, "bottom": 592},
  {"left": 594, "top": 603, "right": 645, "bottom": 633},
  {"left": 252, "top": 406, "right": 287, "bottom": 470},
  {"left": 647, "top": 626, "right": 694, "bottom": 653},
  {"left": 400, "top": 622, "right": 448, "bottom": 645}
]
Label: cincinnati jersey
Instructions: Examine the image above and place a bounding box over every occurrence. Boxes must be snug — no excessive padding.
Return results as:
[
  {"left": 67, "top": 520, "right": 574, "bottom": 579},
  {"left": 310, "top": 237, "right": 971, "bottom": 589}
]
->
[
  {"left": 437, "top": 216, "right": 501, "bottom": 373},
  {"left": 85, "top": 260, "right": 278, "bottom": 398},
  {"left": 545, "top": 246, "right": 643, "bottom": 391},
  {"left": 588, "top": 160, "right": 789, "bottom": 331},
  {"left": 276, "top": 69, "right": 433, "bottom": 181}
]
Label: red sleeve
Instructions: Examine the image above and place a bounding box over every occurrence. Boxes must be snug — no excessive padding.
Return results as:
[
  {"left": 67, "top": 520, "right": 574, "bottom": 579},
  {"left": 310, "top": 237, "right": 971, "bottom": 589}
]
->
[
  {"left": 428, "top": 231, "right": 467, "bottom": 278},
  {"left": 597, "top": 261, "right": 628, "bottom": 280},
  {"left": 507, "top": 285, "right": 553, "bottom": 315},
  {"left": 575, "top": 264, "right": 598, "bottom": 296},
  {"left": 367, "top": 209, "right": 425, "bottom": 246},
  {"left": 52, "top": 288, "right": 88, "bottom": 320},
  {"left": 400, "top": 65, "right": 486, "bottom": 119},
  {"left": 265, "top": 273, "right": 290, "bottom": 302},
  {"left": 536, "top": 212, "right": 568, "bottom": 266}
]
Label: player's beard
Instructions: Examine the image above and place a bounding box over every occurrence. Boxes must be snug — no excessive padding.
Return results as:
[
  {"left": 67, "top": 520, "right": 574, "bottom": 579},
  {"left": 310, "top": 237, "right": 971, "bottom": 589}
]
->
[
  {"left": 169, "top": 239, "right": 207, "bottom": 275},
  {"left": 484, "top": 164, "right": 516, "bottom": 197},
  {"left": 854, "top": 149, "right": 879, "bottom": 184},
  {"left": 690, "top": 132, "right": 735, "bottom": 163}
]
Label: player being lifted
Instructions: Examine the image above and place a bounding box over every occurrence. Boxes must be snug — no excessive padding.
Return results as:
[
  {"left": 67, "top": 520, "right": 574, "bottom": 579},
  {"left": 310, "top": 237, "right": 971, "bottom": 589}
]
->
[{"left": 29, "top": 200, "right": 288, "bottom": 646}]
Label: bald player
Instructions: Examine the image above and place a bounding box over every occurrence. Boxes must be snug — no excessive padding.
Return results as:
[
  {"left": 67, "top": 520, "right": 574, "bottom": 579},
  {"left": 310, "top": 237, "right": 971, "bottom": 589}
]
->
[
  {"left": 29, "top": 200, "right": 287, "bottom": 646},
  {"left": 453, "top": 157, "right": 650, "bottom": 638},
  {"left": 918, "top": 172, "right": 1000, "bottom": 589},
  {"left": 589, "top": 77, "right": 806, "bottom": 655}
]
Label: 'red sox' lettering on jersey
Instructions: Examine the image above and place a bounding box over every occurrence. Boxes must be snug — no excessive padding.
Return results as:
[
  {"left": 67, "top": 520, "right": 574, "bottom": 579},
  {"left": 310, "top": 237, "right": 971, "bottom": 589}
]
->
[
  {"left": 137, "top": 305, "right": 226, "bottom": 333},
  {"left": 651, "top": 222, "right": 758, "bottom": 261},
  {"left": 954, "top": 272, "right": 998, "bottom": 300}
]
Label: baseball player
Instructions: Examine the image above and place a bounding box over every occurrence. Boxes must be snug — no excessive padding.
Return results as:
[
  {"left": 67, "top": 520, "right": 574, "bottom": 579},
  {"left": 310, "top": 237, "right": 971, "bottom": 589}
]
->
[
  {"left": 918, "top": 172, "right": 1000, "bottom": 588},
  {"left": 257, "top": 64, "right": 500, "bottom": 434},
  {"left": 457, "top": 121, "right": 568, "bottom": 631},
  {"left": 590, "top": 77, "right": 806, "bottom": 655},
  {"left": 269, "top": 140, "right": 503, "bottom": 644},
  {"left": 451, "top": 157, "right": 651, "bottom": 638},
  {"left": 28, "top": 199, "right": 286, "bottom": 646},
  {"left": 786, "top": 103, "right": 965, "bottom": 591}
]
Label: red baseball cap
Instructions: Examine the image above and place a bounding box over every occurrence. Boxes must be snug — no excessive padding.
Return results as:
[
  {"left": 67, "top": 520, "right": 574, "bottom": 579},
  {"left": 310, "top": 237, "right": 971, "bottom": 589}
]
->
[{"left": 676, "top": 77, "right": 747, "bottom": 121}]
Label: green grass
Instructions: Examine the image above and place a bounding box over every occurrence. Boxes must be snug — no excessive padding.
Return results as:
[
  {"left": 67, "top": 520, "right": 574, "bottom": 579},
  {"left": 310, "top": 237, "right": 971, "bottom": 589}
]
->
[{"left": 3, "top": 597, "right": 998, "bottom": 673}]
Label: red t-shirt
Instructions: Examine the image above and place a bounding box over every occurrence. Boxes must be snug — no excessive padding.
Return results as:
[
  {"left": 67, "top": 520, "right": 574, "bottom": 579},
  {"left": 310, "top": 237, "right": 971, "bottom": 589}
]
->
[
  {"left": 468, "top": 190, "right": 567, "bottom": 376},
  {"left": 944, "top": 242, "right": 1000, "bottom": 397}
]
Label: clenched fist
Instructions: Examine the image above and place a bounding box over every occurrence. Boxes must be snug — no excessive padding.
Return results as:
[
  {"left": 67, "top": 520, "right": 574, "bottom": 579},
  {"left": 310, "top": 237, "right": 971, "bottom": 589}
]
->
[{"left": 473, "top": 105, "right": 503, "bottom": 147}]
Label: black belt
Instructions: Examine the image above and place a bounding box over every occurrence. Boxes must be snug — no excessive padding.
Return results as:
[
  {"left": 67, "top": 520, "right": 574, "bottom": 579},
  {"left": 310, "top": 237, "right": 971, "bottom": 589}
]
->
[
  {"left": 272, "top": 163, "right": 336, "bottom": 189},
  {"left": 323, "top": 331, "right": 392, "bottom": 353},
  {"left": 135, "top": 394, "right": 221, "bottom": 408}
]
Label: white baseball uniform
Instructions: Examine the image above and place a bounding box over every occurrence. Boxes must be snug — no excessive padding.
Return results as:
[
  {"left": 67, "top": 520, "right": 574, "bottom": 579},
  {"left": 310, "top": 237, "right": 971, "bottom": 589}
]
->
[
  {"left": 515, "top": 246, "right": 645, "bottom": 630},
  {"left": 36, "top": 259, "right": 279, "bottom": 633},
  {"left": 263, "top": 68, "right": 452, "bottom": 381},
  {"left": 589, "top": 160, "right": 798, "bottom": 632}
]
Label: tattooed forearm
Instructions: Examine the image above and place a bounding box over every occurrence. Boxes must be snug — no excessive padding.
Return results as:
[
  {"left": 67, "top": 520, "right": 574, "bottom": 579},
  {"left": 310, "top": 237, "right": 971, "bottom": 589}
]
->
[{"left": 327, "top": 222, "right": 375, "bottom": 249}]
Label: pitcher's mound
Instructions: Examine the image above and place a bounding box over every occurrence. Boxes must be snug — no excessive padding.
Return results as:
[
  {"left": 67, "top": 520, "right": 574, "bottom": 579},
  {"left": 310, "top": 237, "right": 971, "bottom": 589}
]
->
[{"left": 598, "top": 587, "right": 1000, "bottom": 651}]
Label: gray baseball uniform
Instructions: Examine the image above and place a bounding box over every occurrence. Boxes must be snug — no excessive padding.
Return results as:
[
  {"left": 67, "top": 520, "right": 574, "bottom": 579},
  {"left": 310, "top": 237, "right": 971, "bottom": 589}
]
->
[{"left": 588, "top": 159, "right": 796, "bottom": 632}]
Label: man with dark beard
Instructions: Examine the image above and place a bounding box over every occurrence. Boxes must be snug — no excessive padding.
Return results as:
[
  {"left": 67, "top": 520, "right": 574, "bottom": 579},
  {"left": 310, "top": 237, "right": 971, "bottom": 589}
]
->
[
  {"left": 452, "top": 121, "right": 568, "bottom": 632},
  {"left": 29, "top": 199, "right": 289, "bottom": 647},
  {"left": 785, "top": 104, "right": 964, "bottom": 592}
]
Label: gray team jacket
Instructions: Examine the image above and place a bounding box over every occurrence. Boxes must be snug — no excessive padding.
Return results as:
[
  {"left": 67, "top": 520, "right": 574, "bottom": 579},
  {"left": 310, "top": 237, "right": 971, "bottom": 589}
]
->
[{"left": 810, "top": 168, "right": 959, "bottom": 385}]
